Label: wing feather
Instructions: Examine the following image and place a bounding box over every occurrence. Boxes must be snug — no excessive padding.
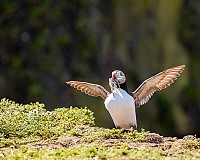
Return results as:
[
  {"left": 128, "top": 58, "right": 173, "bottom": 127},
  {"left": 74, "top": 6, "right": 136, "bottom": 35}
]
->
[
  {"left": 66, "top": 81, "right": 110, "bottom": 100},
  {"left": 131, "top": 65, "right": 185, "bottom": 108}
]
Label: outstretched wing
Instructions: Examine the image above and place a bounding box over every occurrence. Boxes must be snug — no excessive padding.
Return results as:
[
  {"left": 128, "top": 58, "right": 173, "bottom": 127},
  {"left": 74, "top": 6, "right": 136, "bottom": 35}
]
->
[
  {"left": 66, "top": 81, "right": 110, "bottom": 100},
  {"left": 131, "top": 65, "right": 185, "bottom": 108}
]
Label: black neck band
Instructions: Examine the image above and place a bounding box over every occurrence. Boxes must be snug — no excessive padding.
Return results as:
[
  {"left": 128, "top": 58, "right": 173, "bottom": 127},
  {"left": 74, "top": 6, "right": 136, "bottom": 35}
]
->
[{"left": 119, "top": 81, "right": 128, "bottom": 92}]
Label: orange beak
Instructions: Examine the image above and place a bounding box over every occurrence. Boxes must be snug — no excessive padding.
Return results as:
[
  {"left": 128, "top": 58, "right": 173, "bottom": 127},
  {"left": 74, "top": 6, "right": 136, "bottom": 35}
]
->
[{"left": 112, "top": 73, "right": 116, "bottom": 80}]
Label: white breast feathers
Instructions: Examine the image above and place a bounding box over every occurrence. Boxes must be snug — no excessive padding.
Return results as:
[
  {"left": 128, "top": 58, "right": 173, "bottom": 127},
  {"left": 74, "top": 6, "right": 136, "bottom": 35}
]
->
[{"left": 104, "top": 88, "right": 137, "bottom": 129}]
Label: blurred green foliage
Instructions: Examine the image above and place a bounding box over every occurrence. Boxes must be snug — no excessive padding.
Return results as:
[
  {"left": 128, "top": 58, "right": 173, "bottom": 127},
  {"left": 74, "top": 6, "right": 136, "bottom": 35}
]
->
[{"left": 0, "top": 0, "right": 200, "bottom": 136}]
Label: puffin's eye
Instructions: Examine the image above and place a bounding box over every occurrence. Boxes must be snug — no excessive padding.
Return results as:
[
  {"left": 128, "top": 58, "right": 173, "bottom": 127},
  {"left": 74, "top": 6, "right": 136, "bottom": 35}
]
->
[{"left": 120, "top": 72, "right": 123, "bottom": 76}]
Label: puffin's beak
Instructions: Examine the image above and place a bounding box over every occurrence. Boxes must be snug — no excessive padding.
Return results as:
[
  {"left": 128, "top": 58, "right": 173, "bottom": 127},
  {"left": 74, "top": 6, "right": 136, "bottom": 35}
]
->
[
  {"left": 111, "top": 73, "right": 119, "bottom": 85},
  {"left": 112, "top": 73, "right": 116, "bottom": 81}
]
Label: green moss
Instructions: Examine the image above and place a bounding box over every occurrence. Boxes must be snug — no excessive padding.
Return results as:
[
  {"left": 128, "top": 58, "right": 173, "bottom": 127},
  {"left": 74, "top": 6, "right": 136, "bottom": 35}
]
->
[
  {"left": 2, "top": 144, "right": 162, "bottom": 159},
  {"left": 101, "top": 128, "right": 124, "bottom": 139},
  {"left": 181, "top": 138, "right": 200, "bottom": 150},
  {"left": 2, "top": 141, "right": 200, "bottom": 160},
  {"left": 0, "top": 98, "right": 94, "bottom": 147},
  {"left": 124, "top": 128, "right": 150, "bottom": 142},
  {"left": 99, "top": 128, "right": 150, "bottom": 142},
  {"left": 1, "top": 98, "right": 200, "bottom": 159}
]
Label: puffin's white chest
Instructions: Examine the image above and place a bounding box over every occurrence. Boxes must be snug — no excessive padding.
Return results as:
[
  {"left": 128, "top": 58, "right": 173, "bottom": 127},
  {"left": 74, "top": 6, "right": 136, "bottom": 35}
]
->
[{"left": 104, "top": 88, "right": 137, "bottom": 129}]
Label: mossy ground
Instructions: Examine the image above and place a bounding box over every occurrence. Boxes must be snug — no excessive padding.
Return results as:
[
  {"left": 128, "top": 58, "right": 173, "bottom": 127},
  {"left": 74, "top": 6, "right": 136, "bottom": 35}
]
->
[{"left": 0, "top": 99, "right": 200, "bottom": 159}]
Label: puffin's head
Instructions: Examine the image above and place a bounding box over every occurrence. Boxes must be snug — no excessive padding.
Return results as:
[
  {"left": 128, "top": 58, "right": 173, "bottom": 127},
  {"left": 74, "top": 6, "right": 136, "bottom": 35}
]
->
[
  {"left": 111, "top": 70, "right": 126, "bottom": 84},
  {"left": 109, "top": 70, "right": 126, "bottom": 90}
]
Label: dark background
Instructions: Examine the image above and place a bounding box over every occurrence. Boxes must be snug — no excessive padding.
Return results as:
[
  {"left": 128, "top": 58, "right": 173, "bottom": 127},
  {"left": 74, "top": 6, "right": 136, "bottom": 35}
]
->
[{"left": 1, "top": 0, "right": 200, "bottom": 137}]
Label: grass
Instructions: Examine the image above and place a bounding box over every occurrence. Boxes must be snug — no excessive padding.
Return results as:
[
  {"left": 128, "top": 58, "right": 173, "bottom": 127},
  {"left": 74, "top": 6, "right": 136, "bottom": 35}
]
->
[{"left": 0, "top": 98, "right": 200, "bottom": 159}]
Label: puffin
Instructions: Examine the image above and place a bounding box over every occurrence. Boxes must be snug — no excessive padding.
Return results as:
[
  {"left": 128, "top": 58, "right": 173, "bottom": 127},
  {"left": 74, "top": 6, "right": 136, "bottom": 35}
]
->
[{"left": 66, "top": 65, "right": 185, "bottom": 130}]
